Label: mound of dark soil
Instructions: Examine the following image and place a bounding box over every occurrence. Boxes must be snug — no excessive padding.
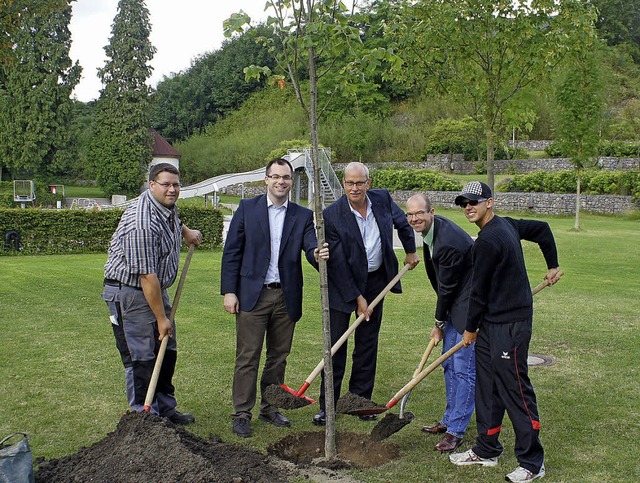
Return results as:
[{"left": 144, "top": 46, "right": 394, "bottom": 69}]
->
[
  {"left": 35, "top": 412, "right": 292, "bottom": 483},
  {"left": 263, "top": 384, "right": 312, "bottom": 409},
  {"left": 268, "top": 431, "right": 400, "bottom": 469},
  {"left": 336, "top": 392, "right": 386, "bottom": 414}
]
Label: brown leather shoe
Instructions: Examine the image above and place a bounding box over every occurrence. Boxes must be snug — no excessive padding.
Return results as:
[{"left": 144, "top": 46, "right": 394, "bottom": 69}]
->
[
  {"left": 421, "top": 422, "right": 447, "bottom": 434},
  {"left": 434, "top": 433, "right": 462, "bottom": 453}
]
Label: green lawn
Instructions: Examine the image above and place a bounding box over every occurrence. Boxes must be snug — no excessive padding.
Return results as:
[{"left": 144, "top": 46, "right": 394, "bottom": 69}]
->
[{"left": 1, "top": 210, "right": 639, "bottom": 482}]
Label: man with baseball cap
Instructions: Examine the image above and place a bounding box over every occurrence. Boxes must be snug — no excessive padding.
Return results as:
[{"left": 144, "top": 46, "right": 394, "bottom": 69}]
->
[{"left": 449, "top": 181, "right": 562, "bottom": 483}]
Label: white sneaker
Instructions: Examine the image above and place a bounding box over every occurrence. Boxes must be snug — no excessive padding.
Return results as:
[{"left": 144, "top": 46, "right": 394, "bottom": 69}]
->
[
  {"left": 449, "top": 449, "right": 499, "bottom": 467},
  {"left": 505, "top": 463, "right": 546, "bottom": 482}
]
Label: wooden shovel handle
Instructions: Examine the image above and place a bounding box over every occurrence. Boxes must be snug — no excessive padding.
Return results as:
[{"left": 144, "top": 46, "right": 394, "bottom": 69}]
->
[
  {"left": 297, "top": 264, "right": 412, "bottom": 396},
  {"left": 144, "top": 244, "right": 196, "bottom": 412},
  {"left": 531, "top": 270, "right": 564, "bottom": 295},
  {"left": 388, "top": 340, "right": 465, "bottom": 408},
  {"left": 413, "top": 337, "right": 438, "bottom": 378}
]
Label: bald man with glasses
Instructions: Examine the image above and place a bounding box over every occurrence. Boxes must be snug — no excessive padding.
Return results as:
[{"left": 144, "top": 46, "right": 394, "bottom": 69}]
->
[{"left": 405, "top": 193, "right": 476, "bottom": 453}]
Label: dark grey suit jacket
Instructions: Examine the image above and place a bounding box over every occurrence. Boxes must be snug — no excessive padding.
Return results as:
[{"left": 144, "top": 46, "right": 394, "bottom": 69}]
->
[
  {"left": 424, "top": 215, "right": 473, "bottom": 334},
  {"left": 323, "top": 189, "right": 416, "bottom": 313}
]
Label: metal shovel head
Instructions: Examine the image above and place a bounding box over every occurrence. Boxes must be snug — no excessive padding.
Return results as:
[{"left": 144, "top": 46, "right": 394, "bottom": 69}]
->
[
  {"left": 370, "top": 411, "right": 415, "bottom": 442},
  {"left": 346, "top": 405, "right": 389, "bottom": 416}
]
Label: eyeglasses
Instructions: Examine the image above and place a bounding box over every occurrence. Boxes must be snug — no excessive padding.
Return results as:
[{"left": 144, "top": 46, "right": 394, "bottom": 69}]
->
[
  {"left": 406, "top": 210, "right": 426, "bottom": 219},
  {"left": 459, "top": 198, "right": 487, "bottom": 208},
  {"left": 153, "top": 181, "right": 181, "bottom": 189},
  {"left": 266, "top": 174, "right": 293, "bottom": 181},
  {"left": 344, "top": 180, "right": 368, "bottom": 188}
]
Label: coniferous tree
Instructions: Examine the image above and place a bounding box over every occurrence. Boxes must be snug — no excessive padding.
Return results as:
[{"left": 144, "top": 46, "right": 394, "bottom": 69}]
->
[
  {"left": 0, "top": 0, "right": 80, "bottom": 178},
  {"left": 90, "top": 0, "right": 156, "bottom": 197}
]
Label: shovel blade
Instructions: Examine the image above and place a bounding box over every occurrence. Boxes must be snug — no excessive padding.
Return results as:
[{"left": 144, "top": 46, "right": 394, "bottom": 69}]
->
[
  {"left": 280, "top": 383, "right": 316, "bottom": 404},
  {"left": 347, "top": 406, "right": 389, "bottom": 416}
]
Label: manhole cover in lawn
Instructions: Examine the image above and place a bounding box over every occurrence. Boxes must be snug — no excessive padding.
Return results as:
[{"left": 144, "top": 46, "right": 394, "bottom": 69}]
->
[{"left": 528, "top": 353, "right": 556, "bottom": 366}]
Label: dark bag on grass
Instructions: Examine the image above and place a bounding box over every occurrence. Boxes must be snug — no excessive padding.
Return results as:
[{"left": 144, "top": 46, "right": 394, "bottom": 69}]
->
[{"left": 0, "top": 433, "right": 34, "bottom": 483}]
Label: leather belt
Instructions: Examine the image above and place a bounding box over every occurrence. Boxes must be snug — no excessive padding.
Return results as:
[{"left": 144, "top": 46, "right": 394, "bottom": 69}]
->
[
  {"left": 103, "top": 278, "right": 141, "bottom": 290},
  {"left": 264, "top": 282, "right": 282, "bottom": 289}
]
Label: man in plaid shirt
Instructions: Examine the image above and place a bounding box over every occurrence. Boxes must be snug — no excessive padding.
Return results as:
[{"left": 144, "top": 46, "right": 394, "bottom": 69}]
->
[{"left": 102, "top": 163, "right": 201, "bottom": 424}]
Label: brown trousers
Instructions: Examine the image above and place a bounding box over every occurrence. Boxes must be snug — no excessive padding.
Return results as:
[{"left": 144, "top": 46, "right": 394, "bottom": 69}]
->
[{"left": 232, "top": 287, "right": 295, "bottom": 419}]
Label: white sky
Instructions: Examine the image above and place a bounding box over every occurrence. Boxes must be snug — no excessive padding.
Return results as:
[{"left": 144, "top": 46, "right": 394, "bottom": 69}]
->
[{"left": 69, "top": 0, "right": 271, "bottom": 102}]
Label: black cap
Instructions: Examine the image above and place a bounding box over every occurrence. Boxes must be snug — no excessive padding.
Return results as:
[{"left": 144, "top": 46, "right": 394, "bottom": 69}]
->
[{"left": 455, "top": 181, "right": 492, "bottom": 206}]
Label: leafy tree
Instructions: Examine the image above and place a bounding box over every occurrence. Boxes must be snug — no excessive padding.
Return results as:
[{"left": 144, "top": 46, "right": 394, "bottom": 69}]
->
[
  {"left": 386, "top": 0, "right": 599, "bottom": 191},
  {"left": 1, "top": 0, "right": 69, "bottom": 65},
  {"left": 592, "top": 0, "right": 640, "bottom": 63},
  {"left": 554, "top": 40, "right": 605, "bottom": 230},
  {"left": 89, "top": 0, "right": 155, "bottom": 197},
  {"left": 0, "top": 0, "right": 80, "bottom": 179},
  {"left": 151, "top": 25, "right": 278, "bottom": 143}
]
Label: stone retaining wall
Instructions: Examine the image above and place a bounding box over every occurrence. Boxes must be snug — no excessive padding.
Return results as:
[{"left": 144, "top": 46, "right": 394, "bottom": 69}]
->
[
  {"left": 507, "top": 140, "right": 553, "bottom": 151},
  {"left": 391, "top": 190, "right": 638, "bottom": 215}
]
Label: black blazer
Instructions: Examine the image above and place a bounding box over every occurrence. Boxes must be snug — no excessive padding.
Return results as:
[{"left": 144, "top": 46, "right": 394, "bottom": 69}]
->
[
  {"left": 220, "top": 194, "right": 318, "bottom": 323},
  {"left": 424, "top": 215, "right": 473, "bottom": 334},
  {"left": 323, "top": 189, "right": 416, "bottom": 313}
]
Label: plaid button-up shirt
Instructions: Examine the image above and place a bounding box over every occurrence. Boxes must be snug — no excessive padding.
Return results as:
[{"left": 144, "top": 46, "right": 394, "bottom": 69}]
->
[{"left": 104, "top": 190, "right": 182, "bottom": 289}]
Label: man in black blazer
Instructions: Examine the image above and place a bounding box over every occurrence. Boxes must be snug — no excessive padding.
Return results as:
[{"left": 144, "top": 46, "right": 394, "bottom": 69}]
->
[
  {"left": 406, "top": 193, "right": 476, "bottom": 453},
  {"left": 313, "top": 162, "right": 419, "bottom": 425},
  {"left": 221, "top": 158, "right": 328, "bottom": 438}
]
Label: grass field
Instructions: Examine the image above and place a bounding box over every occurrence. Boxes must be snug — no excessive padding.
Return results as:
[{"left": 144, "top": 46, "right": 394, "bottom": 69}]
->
[{"left": 1, "top": 209, "right": 639, "bottom": 482}]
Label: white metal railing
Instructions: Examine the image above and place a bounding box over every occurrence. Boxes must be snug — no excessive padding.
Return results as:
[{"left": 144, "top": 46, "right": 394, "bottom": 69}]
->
[{"left": 289, "top": 147, "right": 342, "bottom": 209}]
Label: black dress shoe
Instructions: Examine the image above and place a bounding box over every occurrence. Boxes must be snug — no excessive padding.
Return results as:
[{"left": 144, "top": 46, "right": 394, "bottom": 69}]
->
[
  {"left": 167, "top": 411, "right": 195, "bottom": 425},
  {"left": 422, "top": 421, "right": 447, "bottom": 434},
  {"left": 233, "top": 418, "right": 252, "bottom": 438},
  {"left": 312, "top": 410, "right": 326, "bottom": 426},
  {"left": 358, "top": 414, "right": 378, "bottom": 421},
  {"left": 259, "top": 411, "right": 291, "bottom": 427},
  {"left": 434, "top": 433, "right": 462, "bottom": 453}
]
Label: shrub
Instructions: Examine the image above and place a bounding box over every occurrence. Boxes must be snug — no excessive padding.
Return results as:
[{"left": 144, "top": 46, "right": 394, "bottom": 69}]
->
[
  {"left": 425, "top": 117, "right": 483, "bottom": 161},
  {"left": 583, "top": 171, "right": 620, "bottom": 195},
  {"left": 371, "top": 169, "right": 461, "bottom": 192},
  {"left": 598, "top": 140, "right": 640, "bottom": 157},
  {"left": 0, "top": 206, "right": 223, "bottom": 255},
  {"left": 498, "top": 169, "right": 640, "bottom": 199},
  {"left": 266, "top": 139, "right": 316, "bottom": 161},
  {"left": 544, "top": 142, "right": 564, "bottom": 158},
  {"left": 546, "top": 139, "right": 640, "bottom": 158},
  {"left": 618, "top": 171, "right": 640, "bottom": 200}
]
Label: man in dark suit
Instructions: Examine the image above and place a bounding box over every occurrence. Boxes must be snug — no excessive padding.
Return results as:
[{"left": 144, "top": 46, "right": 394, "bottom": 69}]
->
[
  {"left": 221, "top": 158, "right": 328, "bottom": 438},
  {"left": 313, "top": 162, "right": 419, "bottom": 425},
  {"left": 405, "top": 193, "right": 476, "bottom": 453}
]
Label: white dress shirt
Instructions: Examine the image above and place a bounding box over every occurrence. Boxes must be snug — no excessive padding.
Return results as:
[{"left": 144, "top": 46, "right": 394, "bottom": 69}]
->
[{"left": 264, "top": 196, "right": 288, "bottom": 284}]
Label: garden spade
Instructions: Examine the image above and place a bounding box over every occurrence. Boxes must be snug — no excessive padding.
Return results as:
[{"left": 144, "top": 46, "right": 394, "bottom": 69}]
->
[{"left": 144, "top": 244, "right": 196, "bottom": 412}]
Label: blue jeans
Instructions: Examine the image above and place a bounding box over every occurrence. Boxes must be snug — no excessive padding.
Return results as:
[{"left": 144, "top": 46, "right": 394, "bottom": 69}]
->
[{"left": 440, "top": 321, "right": 476, "bottom": 438}]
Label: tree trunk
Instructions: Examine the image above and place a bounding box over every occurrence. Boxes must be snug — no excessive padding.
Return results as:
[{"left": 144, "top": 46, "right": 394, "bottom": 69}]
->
[
  {"left": 486, "top": 128, "right": 495, "bottom": 193},
  {"left": 307, "top": 43, "right": 336, "bottom": 459},
  {"left": 574, "top": 170, "right": 581, "bottom": 230}
]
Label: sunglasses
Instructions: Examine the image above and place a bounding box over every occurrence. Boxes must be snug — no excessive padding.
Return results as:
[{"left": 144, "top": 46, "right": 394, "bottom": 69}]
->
[{"left": 459, "top": 198, "right": 487, "bottom": 208}]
